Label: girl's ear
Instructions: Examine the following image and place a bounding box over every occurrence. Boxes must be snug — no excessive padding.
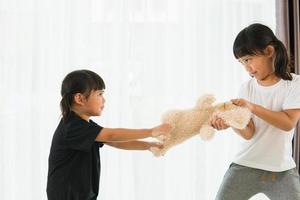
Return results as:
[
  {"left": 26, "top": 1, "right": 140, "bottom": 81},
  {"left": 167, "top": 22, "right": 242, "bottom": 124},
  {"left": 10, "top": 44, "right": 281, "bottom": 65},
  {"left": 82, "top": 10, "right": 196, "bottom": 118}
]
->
[
  {"left": 73, "top": 93, "right": 86, "bottom": 106},
  {"left": 264, "top": 45, "right": 275, "bottom": 58}
]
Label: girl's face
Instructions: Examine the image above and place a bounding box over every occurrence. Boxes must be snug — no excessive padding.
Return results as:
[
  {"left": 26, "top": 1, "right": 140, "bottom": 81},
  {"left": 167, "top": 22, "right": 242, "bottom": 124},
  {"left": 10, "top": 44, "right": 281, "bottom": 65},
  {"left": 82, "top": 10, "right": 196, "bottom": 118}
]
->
[
  {"left": 238, "top": 46, "right": 276, "bottom": 82},
  {"left": 84, "top": 89, "right": 105, "bottom": 116}
]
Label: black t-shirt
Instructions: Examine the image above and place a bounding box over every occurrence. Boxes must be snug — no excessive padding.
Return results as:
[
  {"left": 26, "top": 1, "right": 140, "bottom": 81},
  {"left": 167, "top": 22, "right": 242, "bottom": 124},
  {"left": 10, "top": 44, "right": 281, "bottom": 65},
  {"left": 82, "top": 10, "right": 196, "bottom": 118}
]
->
[{"left": 47, "top": 112, "right": 104, "bottom": 200}]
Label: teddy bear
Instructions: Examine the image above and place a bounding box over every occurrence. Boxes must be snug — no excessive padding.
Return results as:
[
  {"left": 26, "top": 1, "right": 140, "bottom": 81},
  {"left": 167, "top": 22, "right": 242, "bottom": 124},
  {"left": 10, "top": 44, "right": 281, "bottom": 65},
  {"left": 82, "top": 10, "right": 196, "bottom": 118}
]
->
[{"left": 150, "top": 94, "right": 251, "bottom": 157}]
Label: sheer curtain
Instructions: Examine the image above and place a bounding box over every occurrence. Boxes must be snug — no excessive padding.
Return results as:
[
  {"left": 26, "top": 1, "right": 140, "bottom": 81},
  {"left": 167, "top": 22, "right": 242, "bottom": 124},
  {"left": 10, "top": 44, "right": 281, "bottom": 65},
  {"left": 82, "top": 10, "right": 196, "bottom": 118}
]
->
[{"left": 0, "top": 0, "right": 275, "bottom": 199}]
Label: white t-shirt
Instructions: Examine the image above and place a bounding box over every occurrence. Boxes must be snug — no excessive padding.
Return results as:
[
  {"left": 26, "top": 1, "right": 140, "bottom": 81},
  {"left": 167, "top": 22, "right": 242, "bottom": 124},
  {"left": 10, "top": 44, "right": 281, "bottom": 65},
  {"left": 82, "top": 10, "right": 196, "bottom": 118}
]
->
[{"left": 233, "top": 73, "right": 300, "bottom": 172}]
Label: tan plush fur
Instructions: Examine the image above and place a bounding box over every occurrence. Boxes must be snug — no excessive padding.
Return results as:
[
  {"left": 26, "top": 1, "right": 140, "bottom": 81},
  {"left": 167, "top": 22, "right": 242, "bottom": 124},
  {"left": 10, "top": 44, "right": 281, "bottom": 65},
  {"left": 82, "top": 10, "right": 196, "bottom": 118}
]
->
[{"left": 150, "top": 94, "right": 251, "bottom": 157}]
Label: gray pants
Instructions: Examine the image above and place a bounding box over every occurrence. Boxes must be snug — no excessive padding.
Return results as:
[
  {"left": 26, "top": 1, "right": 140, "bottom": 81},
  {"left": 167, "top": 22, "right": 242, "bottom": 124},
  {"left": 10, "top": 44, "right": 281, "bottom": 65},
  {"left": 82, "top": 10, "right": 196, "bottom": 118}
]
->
[{"left": 215, "top": 163, "right": 300, "bottom": 200}]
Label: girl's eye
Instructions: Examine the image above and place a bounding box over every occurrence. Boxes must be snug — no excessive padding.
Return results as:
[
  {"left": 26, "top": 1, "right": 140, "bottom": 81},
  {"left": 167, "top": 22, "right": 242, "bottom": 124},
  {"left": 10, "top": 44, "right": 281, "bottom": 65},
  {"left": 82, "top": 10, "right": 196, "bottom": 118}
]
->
[
  {"left": 245, "top": 57, "right": 252, "bottom": 62},
  {"left": 239, "top": 57, "right": 252, "bottom": 65}
]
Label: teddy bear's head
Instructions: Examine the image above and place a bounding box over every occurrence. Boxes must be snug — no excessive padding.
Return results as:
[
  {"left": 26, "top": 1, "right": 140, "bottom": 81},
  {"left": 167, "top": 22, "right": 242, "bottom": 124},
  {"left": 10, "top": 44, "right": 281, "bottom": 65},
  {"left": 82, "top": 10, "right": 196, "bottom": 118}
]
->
[
  {"left": 212, "top": 101, "right": 251, "bottom": 130},
  {"left": 199, "top": 100, "right": 251, "bottom": 141}
]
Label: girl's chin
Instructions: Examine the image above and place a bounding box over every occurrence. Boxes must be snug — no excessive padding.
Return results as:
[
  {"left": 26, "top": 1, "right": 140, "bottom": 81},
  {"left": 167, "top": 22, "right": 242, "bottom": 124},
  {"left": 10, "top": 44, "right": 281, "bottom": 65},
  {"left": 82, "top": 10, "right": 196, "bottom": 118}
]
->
[
  {"left": 97, "top": 109, "right": 104, "bottom": 116},
  {"left": 89, "top": 111, "right": 102, "bottom": 117}
]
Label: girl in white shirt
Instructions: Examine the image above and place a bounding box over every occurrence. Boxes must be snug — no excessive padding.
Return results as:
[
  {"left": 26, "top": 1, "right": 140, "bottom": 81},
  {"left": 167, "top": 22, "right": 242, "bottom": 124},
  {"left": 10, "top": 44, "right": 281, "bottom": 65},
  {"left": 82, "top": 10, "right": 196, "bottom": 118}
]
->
[{"left": 214, "top": 23, "right": 300, "bottom": 200}]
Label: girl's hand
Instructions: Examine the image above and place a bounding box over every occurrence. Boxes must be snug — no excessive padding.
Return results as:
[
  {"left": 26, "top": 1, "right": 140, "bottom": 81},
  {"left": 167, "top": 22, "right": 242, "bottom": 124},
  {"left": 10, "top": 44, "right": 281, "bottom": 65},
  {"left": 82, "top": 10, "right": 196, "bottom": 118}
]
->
[
  {"left": 231, "top": 98, "right": 254, "bottom": 112},
  {"left": 151, "top": 123, "right": 172, "bottom": 139},
  {"left": 210, "top": 117, "right": 230, "bottom": 130}
]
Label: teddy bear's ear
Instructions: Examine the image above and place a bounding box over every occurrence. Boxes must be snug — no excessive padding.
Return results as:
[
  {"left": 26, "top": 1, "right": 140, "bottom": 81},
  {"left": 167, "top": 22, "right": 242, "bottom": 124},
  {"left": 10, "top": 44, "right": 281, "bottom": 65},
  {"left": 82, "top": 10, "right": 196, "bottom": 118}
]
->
[{"left": 195, "top": 94, "right": 215, "bottom": 109}]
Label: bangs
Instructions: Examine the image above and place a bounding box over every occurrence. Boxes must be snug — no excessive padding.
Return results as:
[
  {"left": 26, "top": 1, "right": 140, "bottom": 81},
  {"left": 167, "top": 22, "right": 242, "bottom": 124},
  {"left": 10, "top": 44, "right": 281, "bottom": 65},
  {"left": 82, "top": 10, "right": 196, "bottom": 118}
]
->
[
  {"left": 233, "top": 42, "right": 260, "bottom": 59},
  {"left": 84, "top": 70, "right": 106, "bottom": 95},
  {"left": 88, "top": 72, "right": 106, "bottom": 91},
  {"left": 233, "top": 28, "right": 265, "bottom": 59}
]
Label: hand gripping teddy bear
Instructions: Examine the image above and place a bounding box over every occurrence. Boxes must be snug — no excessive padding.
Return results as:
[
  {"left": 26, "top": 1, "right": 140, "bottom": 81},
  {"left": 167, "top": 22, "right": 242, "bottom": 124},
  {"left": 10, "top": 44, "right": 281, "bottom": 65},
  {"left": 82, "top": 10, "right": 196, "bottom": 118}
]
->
[{"left": 150, "top": 94, "right": 251, "bottom": 157}]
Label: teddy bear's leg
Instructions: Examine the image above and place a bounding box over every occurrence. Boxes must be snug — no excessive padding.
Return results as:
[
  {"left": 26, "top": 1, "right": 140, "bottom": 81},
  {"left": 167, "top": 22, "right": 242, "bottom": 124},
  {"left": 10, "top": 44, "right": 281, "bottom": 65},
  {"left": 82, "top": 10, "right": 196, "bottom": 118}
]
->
[
  {"left": 154, "top": 132, "right": 172, "bottom": 142},
  {"left": 161, "top": 111, "right": 180, "bottom": 126},
  {"left": 150, "top": 147, "right": 165, "bottom": 157},
  {"left": 195, "top": 94, "right": 216, "bottom": 109},
  {"left": 199, "top": 124, "right": 216, "bottom": 140}
]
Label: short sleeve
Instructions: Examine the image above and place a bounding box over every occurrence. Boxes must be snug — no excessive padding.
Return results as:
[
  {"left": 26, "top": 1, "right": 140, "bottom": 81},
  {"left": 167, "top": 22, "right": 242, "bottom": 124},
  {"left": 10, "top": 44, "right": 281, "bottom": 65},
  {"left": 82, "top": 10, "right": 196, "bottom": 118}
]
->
[
  {"left": 237, "top": 81, "right": 254, "bottom": 119},
  {"left": 63, "top": 117, "right": 103, "bottom": 152},
  {"left": 283, "top": 76, "right": 300, "bottom": 110}
]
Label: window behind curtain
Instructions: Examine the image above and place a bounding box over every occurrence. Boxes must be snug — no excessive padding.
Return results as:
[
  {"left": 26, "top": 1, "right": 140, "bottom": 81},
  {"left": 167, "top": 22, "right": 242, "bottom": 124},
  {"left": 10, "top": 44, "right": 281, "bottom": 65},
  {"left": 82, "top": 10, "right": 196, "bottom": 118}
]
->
[{"left": 0, "top": 0, "right": 275, "bottom": 199}]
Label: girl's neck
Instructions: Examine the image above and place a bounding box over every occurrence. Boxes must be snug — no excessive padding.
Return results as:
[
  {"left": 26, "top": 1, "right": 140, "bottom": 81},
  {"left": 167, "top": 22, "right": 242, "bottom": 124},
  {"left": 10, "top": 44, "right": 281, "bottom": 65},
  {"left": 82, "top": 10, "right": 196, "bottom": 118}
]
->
[
  {"left": 256, "top": 72, "right": 280, "bottom": 86},
  {"left": 71, "top": 107, "right": 90, "bottom": 122}
]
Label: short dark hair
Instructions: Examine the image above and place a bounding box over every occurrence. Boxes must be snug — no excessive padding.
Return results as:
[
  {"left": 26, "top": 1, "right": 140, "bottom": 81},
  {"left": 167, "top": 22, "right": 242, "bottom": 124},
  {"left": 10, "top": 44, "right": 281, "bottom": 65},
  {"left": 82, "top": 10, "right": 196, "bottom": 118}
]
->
[
  {"left": 233, "top": 23, "right": 292, "bottom": 80},
  {"left": 60, "top": 69, "right": 106, "bottom": 120}
]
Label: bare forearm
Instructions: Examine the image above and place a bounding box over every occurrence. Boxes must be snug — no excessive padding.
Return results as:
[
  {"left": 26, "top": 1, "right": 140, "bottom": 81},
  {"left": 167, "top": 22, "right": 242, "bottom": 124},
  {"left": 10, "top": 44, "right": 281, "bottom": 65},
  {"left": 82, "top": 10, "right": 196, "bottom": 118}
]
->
[
  {"left": 97, "top": 128, "right": 152, "bottom": 142},
  {"left": 106, "top": 141, "right": 151, "bottom": 150},
  {"left": 233, "top": 119, "right": 255, "bottom": 140},
  {"left": 231, "top": 99, "right": 300, "bottom": 132},
  {"left": 252, "top": 104, "right": 294, "bottom": 131}
]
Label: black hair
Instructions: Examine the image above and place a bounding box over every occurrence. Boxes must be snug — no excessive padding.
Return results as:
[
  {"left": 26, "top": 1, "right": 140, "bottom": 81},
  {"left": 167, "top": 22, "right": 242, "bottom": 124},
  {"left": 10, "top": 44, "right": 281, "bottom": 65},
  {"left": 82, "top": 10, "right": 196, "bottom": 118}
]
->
[
  {"left": 233, "top": 23, "right": 292, "bottom": 80},
  {"left": 60, "top": 69, "right": 106, "bottom": 120}
]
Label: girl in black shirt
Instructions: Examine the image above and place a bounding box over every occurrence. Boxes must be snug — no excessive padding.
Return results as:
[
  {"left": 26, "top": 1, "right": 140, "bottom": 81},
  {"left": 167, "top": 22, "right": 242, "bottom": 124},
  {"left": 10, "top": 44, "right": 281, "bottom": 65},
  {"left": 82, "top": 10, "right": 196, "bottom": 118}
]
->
[{"left": 47, "top": 69, "right": 171, "bottom": 200}]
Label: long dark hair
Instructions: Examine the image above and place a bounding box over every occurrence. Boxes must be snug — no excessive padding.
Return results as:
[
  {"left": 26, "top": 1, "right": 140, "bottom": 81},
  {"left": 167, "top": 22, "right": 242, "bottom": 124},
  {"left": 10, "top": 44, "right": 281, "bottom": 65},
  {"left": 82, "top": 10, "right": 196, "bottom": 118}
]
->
[
  {"left": 233, "top": 23, "right": 292, "bottom": 80},
  {"left": 60, "top": 69, "right": 106, "bottom": 120}
]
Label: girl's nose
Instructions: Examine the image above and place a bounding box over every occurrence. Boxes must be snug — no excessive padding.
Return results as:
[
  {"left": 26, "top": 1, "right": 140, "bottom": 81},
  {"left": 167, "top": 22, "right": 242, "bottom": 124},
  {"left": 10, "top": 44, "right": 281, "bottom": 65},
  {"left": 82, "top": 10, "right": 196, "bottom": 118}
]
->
[{"left": 245, "top": 65, "right": 253, "bottom": 73}]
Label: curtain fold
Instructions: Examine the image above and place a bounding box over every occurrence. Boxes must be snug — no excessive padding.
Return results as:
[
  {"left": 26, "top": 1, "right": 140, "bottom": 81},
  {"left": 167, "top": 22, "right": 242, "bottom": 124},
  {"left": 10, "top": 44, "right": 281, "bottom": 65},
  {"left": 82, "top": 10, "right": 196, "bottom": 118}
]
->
[{"left": 292, "top": 0, "right": 300, "bottom": 176}]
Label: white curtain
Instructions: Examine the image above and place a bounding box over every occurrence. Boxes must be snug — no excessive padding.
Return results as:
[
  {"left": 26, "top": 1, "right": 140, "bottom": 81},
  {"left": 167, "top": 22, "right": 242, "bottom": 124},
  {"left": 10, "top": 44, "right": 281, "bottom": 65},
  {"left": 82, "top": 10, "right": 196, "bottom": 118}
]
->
[{"left": 0, "top": 0, "right": 275, "bottom": 199}]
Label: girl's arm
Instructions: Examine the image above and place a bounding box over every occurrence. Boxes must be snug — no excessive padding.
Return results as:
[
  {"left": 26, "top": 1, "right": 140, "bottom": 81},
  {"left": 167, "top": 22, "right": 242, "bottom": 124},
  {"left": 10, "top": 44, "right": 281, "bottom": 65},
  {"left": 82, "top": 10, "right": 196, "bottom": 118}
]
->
[
  {"left": 105, "top": 141, "right": 163, "bottom": 151},
  {"left": 231, "top": 99, "right": 300, "bottom": 132},
  {"left": 95, "top": 124, "right": 171, "bottom": 142},
  {"left": 232, "top": 119, "right": 255, "bottom": 140}
]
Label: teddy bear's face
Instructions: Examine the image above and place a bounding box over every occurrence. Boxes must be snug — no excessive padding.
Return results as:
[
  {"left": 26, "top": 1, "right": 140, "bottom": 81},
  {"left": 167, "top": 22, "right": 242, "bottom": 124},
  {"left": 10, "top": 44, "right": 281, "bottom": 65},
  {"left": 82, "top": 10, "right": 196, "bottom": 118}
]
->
[{"left": 212, "top": 101, "right": 251, "bottom": 130}]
